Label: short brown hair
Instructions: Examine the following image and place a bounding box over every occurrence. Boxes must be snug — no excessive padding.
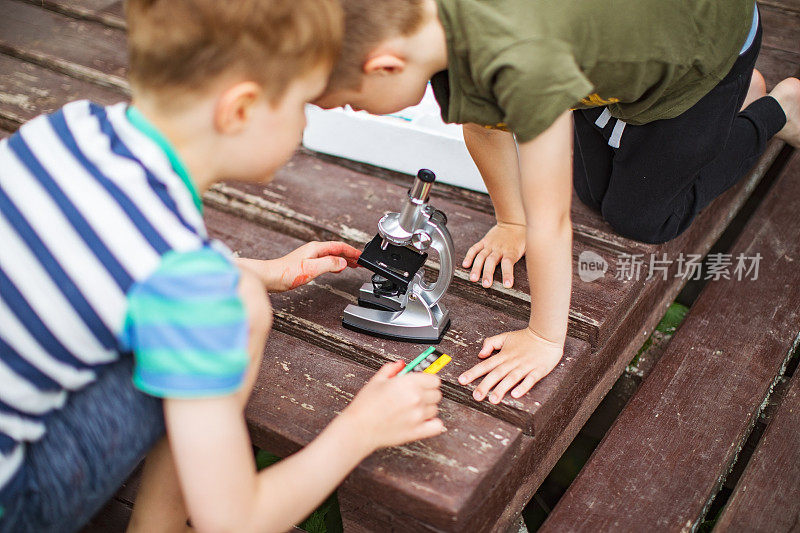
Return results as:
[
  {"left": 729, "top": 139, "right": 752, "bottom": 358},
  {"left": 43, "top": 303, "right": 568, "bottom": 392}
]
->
[
  {"left": 326, "top": 0, "right": 424, "bottom": 91},
  {"left": 126, "top": 0, "right": 342, "bottom": 103}
]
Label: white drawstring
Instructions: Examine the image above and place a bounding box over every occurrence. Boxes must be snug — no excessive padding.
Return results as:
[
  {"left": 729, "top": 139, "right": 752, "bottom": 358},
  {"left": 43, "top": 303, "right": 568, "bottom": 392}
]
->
[
  {"left": 609, "top": 119, "right": 627, "bottom": 148},
  {"left": 594, "top": 108, "right": 627, "bottom": 148},
  {"left": 594, "top": 108, "right": 612, "bottom": 128}
]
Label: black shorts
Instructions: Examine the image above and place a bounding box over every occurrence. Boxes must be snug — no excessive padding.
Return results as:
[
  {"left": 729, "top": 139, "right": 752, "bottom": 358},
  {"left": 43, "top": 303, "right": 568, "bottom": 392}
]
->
[{"left": 572, "top": 14, "right": 786, "bottom": 244}]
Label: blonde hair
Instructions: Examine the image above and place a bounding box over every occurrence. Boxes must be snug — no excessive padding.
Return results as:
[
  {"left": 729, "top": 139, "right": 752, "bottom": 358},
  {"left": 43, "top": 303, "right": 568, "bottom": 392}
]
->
[
  {"left": 126, "top": 0, "right": 343, "bottom": 103},
  {"left": 326, "top": 0, "right": 424, "bottom": 91}
]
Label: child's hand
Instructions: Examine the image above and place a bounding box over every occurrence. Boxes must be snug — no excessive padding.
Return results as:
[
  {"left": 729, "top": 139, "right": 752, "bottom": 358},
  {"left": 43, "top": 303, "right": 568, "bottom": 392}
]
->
[
  {"left": 458, "top": 328, "right": 563, "bottom": 404},
  {"left": 462, "top": 222, "right": 526, "bottom": 288},
  {"left": 250, "top": 241, "right": 361, "bottom": 293},
  {"left": 343, "top": 361, "right": 444, "bottom": 452}
]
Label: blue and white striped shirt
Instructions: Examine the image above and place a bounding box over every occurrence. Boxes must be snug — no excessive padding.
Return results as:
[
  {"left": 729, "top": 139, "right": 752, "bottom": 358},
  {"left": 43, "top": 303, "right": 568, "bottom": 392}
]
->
[{"left": 0, "top": 101, "right": 249, "bottom": 508}]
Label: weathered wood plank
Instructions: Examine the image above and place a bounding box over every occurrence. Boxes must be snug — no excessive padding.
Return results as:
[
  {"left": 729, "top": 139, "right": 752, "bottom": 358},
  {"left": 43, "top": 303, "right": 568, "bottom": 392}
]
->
[
  {"left": 245, "top": 330, "right": 526, "bottom": 531},
  {"left": 0, "top": 54, "right": 123, "bottom": 130},
  {"left": 715, "top": 370, "right": 800, "bottom": 532},
  {"left": 18, "top": 0, "right": 126, "bottom": 29},
  {"left": 759, "top": 0, "right": 800, "bottom": 15},
  {"left": 539, "top": 153, "right": 800, "bottom": 533},
  {"left": 756, "top": 45, "right": 800, "bottom": 90},
  {"left": 759, "top": 3, "right": 800, "bottom": 56},
  {"left": 206, "top": 206, "right": 593, "bottom": 435},
  {"left": 0, "top": 0, "right": 129, "bottom": 91},
  {"left": 337, "top": 494, "right": 440, "bottom": 533}
]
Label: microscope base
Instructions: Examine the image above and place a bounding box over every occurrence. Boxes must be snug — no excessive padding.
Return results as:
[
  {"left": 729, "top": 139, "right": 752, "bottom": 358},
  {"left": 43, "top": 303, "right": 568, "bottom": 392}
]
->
[
  {"left": 341, "top": 318, "right": 450, "bottom": 344},
  {"left": 341, "top": 299, "right": 451, "bottom": 344}
]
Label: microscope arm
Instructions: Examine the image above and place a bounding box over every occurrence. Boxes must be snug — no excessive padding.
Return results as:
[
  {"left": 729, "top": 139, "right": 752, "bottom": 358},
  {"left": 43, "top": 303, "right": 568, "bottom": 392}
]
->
[{"left": 417, "top": 215, "right": 454, "bottom": 307}]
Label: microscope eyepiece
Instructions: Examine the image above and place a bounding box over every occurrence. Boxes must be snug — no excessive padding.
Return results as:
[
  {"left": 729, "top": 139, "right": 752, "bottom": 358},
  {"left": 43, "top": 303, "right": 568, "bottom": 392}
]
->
[
  {"left": 409, "top": 169, "right": 436, "bottom": 205},
  {"left": 417, "top": 169, "right": 436, "bottom": 183}
]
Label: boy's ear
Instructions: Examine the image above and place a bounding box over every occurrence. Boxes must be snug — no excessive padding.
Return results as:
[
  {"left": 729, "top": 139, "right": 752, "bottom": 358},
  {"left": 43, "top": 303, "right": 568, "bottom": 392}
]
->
[
  {"left": 214, "top": 81, "right": 262, "bottom": 134},
  {"left": 363, "top": 54, "right": 406, "bottom": 76}
]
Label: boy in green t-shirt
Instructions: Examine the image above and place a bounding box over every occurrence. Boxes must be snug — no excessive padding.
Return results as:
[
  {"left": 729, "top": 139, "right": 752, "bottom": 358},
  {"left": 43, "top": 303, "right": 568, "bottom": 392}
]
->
[{"left": 314, "top": 0, "right": 800, "bottom": 404}]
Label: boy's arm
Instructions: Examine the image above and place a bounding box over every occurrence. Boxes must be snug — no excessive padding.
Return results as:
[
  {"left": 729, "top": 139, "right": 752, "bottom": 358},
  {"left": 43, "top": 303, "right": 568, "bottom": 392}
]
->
[
  {"left": 165, "top": 361, "right": 442, "bottom": 533},
  {"left": 461, "top": 123, "right": 527, "bottom": 288},
  {"left": 163, "top": 393, "right": 365, "bottom": 533},
  {"left": 459, "top": 110, "right": 573, "bottom": 403},
  {"left": 165, "top": 268, "right": 441, "bottom": 533},
  {"left": 128, "top": 257, "right": 441, "bottom": 532}
]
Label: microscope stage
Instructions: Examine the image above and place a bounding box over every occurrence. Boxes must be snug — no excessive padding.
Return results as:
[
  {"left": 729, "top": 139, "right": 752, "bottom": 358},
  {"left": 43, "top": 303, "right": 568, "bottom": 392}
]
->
[{"left": 357, "top": 235, "right": 428, "bottom": 291}]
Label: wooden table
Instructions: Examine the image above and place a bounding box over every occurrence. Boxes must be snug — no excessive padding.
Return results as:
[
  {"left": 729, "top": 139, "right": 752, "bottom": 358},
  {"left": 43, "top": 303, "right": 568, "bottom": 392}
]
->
[{"left": 0, "top": 1, "right": 797, "bottom": 530}]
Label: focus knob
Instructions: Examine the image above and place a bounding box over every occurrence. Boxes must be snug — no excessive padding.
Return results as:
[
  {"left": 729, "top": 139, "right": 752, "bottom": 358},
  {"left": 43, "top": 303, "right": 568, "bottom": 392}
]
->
[{"left": 411, "top": 230, "right": 432, "bottom": 251}]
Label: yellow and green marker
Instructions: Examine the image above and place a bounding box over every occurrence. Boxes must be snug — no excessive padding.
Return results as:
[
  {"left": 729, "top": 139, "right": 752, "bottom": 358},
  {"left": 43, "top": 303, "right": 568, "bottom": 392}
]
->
[{"left": 399, "top": 346, "right": 451, "bottom": 375}]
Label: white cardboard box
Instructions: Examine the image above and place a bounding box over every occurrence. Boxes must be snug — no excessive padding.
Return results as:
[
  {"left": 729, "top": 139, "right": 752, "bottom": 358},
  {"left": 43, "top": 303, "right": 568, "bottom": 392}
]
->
[{"left": 302, "top": 86, "right": 487, "bottom": 193}]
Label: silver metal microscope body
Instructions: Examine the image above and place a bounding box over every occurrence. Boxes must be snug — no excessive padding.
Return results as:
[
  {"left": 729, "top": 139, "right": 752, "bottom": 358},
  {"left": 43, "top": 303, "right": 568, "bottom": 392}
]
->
[{"left": 342, "top": 169, "right": 454, "bottom": 343}]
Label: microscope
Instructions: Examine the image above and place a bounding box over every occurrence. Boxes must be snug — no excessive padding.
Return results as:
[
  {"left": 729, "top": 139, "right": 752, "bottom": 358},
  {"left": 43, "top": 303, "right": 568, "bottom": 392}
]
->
[{"left": 342, "top": 169, "right": 454, "bottom": 343}]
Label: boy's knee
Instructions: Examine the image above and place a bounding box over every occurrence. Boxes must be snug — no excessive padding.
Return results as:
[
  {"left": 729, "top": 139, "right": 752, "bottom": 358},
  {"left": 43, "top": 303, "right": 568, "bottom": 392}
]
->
[
  {"left": 601, "top": 205, "right": 683, "bottom": 245},
  {"left": 573, "top": 179, "right": 602, "bottom": 212}
]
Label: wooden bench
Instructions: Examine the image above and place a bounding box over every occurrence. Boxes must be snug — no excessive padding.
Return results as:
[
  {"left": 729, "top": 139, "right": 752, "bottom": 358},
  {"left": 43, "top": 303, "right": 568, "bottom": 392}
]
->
[
  {"left": 0, "top": 0, "right": 797, "bottom": 530},
  {"left": 540, "top": 153, "right": 800, "bottom": 532},
  {"left": 715, "top": 361, "right": 800, "bottom": 532}
]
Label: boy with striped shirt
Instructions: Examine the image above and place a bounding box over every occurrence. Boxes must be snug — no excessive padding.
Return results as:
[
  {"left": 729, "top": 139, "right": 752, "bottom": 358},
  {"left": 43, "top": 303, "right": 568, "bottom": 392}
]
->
[{"left": 0, "top": 1, "right": 443, "bottom": 531}]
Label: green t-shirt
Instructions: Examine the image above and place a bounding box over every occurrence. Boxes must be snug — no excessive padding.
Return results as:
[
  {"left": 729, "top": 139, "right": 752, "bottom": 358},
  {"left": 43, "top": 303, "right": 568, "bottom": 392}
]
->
[{"left": 431, "top": 0, "right": 755, "bottom": 142}]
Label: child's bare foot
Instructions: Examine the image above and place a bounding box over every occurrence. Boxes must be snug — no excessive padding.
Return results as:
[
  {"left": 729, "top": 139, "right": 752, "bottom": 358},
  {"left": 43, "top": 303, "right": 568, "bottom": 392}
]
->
[
  {"left": 769, "top": 77, "right": 800, "bottom": 148},
  {"left": 741, "top": 69, "right": 766, "bottom": 110}
]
